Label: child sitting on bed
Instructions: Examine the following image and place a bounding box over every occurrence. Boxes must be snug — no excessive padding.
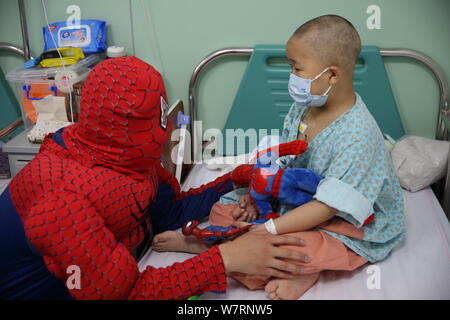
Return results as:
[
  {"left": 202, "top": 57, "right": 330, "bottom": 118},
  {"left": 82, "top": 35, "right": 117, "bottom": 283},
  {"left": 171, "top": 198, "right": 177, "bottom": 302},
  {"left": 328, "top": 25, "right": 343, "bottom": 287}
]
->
[{"left": 152, "top": 14, "right": 405, "bottom": 300}]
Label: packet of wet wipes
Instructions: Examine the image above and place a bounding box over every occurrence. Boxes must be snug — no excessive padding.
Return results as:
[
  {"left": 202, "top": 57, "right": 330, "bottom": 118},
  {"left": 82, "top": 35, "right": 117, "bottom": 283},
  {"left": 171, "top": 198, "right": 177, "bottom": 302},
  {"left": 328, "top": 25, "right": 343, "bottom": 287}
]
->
[{"left": 43, "top": 19, "right": 107, "bottom": 54}]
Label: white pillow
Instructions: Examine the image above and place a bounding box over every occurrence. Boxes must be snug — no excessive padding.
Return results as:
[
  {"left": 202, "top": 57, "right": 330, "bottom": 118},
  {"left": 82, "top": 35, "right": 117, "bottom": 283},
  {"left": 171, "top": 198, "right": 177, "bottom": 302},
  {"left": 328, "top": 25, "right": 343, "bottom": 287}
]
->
[{"left": 391, "top": 135, "right": 450, "bottom": 192}]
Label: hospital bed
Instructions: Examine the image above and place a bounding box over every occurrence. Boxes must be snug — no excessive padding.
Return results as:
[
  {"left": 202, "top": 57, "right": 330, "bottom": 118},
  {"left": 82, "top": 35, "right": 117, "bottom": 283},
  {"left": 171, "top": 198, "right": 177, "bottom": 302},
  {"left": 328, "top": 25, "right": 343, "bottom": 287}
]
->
[{"left": 138, "top": 45, "right": 450, "bottom": 299}]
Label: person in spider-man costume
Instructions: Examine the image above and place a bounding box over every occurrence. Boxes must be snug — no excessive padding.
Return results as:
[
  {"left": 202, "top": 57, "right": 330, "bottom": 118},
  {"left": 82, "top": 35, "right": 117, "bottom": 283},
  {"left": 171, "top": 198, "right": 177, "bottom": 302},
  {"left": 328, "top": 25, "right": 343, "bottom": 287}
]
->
[{"left": 0, "top": 57, "right": 309, "bottom": 300}]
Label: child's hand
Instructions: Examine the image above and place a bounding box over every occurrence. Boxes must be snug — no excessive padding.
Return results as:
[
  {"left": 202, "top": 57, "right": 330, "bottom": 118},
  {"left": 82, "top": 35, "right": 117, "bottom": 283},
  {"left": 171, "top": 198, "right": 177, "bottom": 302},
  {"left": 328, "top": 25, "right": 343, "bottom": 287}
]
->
[{"left": 232, "top": 194, "right": 259, "bottom": 222}]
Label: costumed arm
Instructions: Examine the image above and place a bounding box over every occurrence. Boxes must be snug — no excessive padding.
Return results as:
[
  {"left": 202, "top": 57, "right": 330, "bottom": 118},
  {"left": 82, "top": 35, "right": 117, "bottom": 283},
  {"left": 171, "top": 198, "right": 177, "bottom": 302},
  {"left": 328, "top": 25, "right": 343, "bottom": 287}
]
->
[
  {"left": 26, "top": 191, "right": 226, "bottom": 300},
  {"left": 151, "top": 165, "right": 251, "bottom": 233}
]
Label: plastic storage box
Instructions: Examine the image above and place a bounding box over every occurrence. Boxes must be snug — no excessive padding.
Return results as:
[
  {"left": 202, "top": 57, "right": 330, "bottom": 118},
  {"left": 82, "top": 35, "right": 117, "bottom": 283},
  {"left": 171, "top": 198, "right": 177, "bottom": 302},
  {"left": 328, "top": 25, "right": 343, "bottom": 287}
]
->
[{"left": 5, "top": 54, "right": 100, "bottom": 132}]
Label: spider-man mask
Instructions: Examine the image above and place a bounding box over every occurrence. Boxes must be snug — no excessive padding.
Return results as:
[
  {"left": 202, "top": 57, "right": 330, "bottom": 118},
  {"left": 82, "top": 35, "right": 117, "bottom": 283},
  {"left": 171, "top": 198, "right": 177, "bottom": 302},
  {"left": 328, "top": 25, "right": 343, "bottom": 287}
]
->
[{"left": 62, "top": 56, "right": 171, "bottom": 180}]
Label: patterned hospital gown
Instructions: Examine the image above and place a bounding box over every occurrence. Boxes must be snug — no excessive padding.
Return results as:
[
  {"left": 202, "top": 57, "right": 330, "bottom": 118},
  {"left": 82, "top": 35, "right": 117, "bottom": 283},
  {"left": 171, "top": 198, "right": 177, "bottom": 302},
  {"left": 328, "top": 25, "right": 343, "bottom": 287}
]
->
[{"left": 221, "top": 92, "right": 405, "bottom": 263}]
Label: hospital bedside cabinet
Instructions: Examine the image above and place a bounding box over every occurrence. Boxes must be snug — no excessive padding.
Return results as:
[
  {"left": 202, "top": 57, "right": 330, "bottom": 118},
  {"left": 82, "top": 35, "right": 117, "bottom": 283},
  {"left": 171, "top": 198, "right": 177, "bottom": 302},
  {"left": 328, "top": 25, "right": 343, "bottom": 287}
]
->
[{"left": 2, "top": 130, "right": 40, "bottom": 177}]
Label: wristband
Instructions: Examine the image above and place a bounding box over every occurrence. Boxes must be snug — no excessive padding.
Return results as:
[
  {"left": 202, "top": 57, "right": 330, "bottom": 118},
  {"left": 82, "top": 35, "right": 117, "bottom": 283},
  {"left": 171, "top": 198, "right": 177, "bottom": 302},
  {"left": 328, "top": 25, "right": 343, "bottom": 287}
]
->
[{"left": 264, "top": 218, "right": 278, "bottom": 235}]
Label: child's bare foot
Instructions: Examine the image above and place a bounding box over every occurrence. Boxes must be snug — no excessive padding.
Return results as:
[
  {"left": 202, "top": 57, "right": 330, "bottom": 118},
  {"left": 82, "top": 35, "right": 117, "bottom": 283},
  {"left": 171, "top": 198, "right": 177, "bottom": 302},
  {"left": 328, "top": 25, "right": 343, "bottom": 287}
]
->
[
  {"left": 264, "top": 273, "right": 320, "bottom": 300},
  {"left": 152, "top": 231, "right": 209, "bottom": 254}
]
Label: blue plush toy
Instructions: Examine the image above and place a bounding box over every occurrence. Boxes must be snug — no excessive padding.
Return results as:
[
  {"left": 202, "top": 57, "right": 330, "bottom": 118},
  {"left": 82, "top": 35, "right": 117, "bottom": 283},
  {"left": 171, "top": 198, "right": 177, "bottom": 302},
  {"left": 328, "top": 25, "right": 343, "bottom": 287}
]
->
[{"left": 182, "top": 140, "right": 324, "bottom": 244}]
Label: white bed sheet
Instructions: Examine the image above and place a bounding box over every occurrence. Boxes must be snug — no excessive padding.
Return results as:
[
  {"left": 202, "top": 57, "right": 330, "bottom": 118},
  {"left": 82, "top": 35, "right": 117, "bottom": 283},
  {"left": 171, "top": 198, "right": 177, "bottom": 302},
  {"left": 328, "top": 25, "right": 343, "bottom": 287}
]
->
[{"left": 138, "top": 163, "right": 450, "bottom": 300}]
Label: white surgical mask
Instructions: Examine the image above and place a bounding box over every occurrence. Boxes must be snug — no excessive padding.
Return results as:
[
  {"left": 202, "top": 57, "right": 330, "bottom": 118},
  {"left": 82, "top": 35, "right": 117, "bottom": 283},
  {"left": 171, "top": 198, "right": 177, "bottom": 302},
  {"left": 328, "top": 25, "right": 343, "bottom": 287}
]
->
[{"left": 288, "top": 67, "right": 332, "bottom": 107}]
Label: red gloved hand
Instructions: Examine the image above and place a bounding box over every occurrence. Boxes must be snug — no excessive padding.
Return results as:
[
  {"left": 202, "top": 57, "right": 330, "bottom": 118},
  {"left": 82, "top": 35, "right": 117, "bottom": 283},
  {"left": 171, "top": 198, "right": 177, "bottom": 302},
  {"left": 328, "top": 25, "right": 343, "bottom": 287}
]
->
[
  {"left": 276, "top": 140, "right": 308, "bottom": 157},
  {"left": 230, "top": 164, "right": 253, "bottom": 187}
]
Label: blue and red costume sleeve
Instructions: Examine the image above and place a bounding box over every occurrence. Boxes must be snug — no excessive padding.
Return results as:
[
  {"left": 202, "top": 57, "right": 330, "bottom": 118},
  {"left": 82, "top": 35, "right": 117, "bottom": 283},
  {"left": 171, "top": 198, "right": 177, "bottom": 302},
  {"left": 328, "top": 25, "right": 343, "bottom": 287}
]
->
[{"left": 150, "top": 165, "right": 235, "bottom": 234}]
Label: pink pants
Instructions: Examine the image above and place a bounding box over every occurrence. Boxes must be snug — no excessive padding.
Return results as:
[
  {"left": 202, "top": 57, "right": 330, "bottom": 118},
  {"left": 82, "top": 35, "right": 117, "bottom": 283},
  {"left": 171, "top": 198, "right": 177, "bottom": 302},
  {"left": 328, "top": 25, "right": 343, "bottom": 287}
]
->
[{"left": 209, "top": 203, "right": 368, "bottom": 290}]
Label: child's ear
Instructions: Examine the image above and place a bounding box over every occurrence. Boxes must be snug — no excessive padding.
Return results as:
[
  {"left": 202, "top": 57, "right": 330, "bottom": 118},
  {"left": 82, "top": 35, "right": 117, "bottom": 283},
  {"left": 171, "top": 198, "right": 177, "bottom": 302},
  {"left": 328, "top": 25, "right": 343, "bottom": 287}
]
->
[{"left": 328, "top": 66, "right": 341, "bottom": 85}]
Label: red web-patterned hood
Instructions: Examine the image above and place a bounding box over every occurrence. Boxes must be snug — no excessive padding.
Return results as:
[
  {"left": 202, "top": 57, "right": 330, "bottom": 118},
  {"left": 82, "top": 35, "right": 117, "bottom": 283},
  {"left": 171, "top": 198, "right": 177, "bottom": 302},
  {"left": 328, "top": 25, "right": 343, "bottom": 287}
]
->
[{"left": 62, "top": 56, "right": 170, "bottom": 181}]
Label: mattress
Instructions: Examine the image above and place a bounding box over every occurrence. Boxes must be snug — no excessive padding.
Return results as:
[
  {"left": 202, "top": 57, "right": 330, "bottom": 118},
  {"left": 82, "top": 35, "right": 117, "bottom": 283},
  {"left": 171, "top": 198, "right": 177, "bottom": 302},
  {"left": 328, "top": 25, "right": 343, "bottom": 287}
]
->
[{"left": 138, "top": 163, "right": 450, "bottom": 300}]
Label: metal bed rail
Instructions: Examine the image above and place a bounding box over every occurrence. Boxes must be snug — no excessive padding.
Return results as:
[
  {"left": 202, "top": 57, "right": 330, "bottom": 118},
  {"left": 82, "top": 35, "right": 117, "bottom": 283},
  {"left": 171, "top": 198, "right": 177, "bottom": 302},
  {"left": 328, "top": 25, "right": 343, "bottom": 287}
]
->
[
  {"left": 188, "top": 48, "right": 253, "bottom": 160},
  {"left": 379, "top": 49, "right": 449, "bottom": 141},
  {"left": 0, "top": 0, "right": 31, "bottom": 140},
  {"left": 18, "top": 0, "right": 31, "bottom": 61},
  {"left": 0, "top": 42, "right": 29, "bottom": 140},
  {"left": 188, "top": 46, "right": 450, "bottom": 217}
]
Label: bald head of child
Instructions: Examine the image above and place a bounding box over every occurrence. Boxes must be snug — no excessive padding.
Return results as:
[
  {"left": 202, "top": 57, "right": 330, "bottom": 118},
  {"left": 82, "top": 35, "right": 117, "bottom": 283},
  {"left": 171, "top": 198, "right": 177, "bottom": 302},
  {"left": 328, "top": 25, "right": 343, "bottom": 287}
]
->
[{"left": 286, "top": 15, "right": 361, "bottom": 100}]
